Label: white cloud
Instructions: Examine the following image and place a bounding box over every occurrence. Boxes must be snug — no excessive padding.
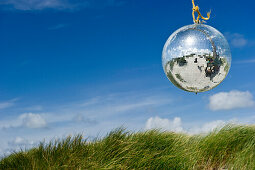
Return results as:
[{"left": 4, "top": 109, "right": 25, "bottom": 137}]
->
[
  {"left": 231, "top": 37, "right": 247, "bottom": 48},
  {"left": 73, "top": 114, "right": 97, "bottom": 125},
  {"left": 0, "top": 98, "right": 17, "bottom": 109},
  {"left": 236, "top": 59, "right": 255, "bottom": 64},
  {"left": 80, "top": 97, "right": 101, "bottom": 107},
  {"left": 2, "top": 137, "right": 36, "bottom": 157},
  {"left": 0, "top": 0, "right": 125, "bottom": 11},
  {"left": 145, "top": 116, "right": 183, "bottom": 132},
  {"left": 209, "top": 90, "right": 254, "bottom": 111},
  {"left": 145, "top": 116, "right": 232, "bottom": 134},
  {"left": 0, "top": 101, "right": 14, "bottom": 109},
  {"left": 189, "top": 120, "right": 226, "bottom": 134},
  {"left": 0, "top": 112, "right": 47, "bottom": 129},
  {"left": 19, "top": 113, "right": 47, "bottom": 128},
  {"left": 67, "top": 93, "right": 172, "bottom": 118},
  {"left": 0, "top": 0, "right": 89, "bottom": 10},
  {"left": 225, "top": 33, "right": 248, "bottom": 48},
  {"left": 112, "top": 100, "right": 160, "bottom": 113},
  {"left": 8, "top": 137, "right": 34, "bottom": 146},
  {"left": 24, "top": 105, "right": 43, "bottom": 111}
]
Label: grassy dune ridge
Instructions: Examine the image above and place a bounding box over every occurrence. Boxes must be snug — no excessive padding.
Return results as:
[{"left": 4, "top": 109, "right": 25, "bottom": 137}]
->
[{"left": 1, "top": 125, "right": 255, "bottom": 169}]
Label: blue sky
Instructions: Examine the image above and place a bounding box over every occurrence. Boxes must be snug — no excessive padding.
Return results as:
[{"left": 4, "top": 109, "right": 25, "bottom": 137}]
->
[{"left": 0, "top": 0, "right": 254, "bottom": 155}]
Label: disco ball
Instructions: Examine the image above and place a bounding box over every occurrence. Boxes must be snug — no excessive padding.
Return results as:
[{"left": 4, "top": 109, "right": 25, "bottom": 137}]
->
[{"left": 162, "top": 24, "right": 231, "bottom": 93}]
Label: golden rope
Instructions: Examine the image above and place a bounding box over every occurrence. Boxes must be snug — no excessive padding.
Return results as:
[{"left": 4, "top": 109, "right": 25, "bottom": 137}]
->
[{"left": 192, "top": 0, "right": 211, "bottom": 24}]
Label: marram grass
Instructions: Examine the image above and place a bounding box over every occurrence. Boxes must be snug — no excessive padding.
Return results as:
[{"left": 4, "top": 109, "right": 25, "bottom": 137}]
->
[{"left": 1, "top": 125, "right": 255, "bottom": 169}]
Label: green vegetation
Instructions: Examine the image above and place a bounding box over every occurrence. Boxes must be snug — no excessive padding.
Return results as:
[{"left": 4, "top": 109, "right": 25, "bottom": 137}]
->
[
  {"left": 220, "top": 57, "right": 226, "bottom": 64},
  {"left": 164, "top": 60, "right": 175, "bottom": 71},
  {"left": 169, "top": 60, "right": 174, "bottom": 71},
  {"left": 224, "top": 63, "right": 230, "bottom": 72},
  {"left": 1, "top": 125, "right": 255, "bottom": 169},
  {"left": 198, "top": 86, "right": 210, "bottom": 92},
  {"left": 175, "top": 74, "right": 186, "bottom": 83},
  {"left": 166, "top": 71, "right": 188, "bottom": 91},
  {"left": 164, "top": 60, "right": 188, "bottom": 92},
  {"left": 175, "top": 57, "right": 187, "bottom": 66},
  {"left": 186, "top": 86, "right": 197, "bottom": 91},
  {"left": 220, "top": 57, "right": 230, "bottom": 72}
]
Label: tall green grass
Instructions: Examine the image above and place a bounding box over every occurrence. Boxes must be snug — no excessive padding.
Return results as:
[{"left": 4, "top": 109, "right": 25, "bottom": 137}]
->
[{"left": 1, "top": 125, "right": 255, "bottom": 169}]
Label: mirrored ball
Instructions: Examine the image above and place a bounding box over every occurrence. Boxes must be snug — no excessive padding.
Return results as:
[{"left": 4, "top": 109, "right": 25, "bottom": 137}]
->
[{"left": 162, "top": 24, "right": 231, "bottom": 93}]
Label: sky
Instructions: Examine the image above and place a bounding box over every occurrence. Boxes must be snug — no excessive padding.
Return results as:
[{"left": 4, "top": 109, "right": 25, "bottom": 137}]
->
[{"left": 0, "top": 0, "right": 254, "bottom": 156}]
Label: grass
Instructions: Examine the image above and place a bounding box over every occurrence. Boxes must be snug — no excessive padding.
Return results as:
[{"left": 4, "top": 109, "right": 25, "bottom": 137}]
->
[{"left": 1, "top": 125, "right": 255, "bottom": 169}]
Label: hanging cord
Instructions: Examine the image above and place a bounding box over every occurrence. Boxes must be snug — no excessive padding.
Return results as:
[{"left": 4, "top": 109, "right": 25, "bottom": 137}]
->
[{"left": 192, "top": 0, "right": 211, "bottom": 24}]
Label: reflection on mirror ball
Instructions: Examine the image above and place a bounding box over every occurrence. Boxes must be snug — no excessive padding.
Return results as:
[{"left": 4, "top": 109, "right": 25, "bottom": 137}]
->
[{"left": 162, "top": 24, "right": 231, "bottom": 93}]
